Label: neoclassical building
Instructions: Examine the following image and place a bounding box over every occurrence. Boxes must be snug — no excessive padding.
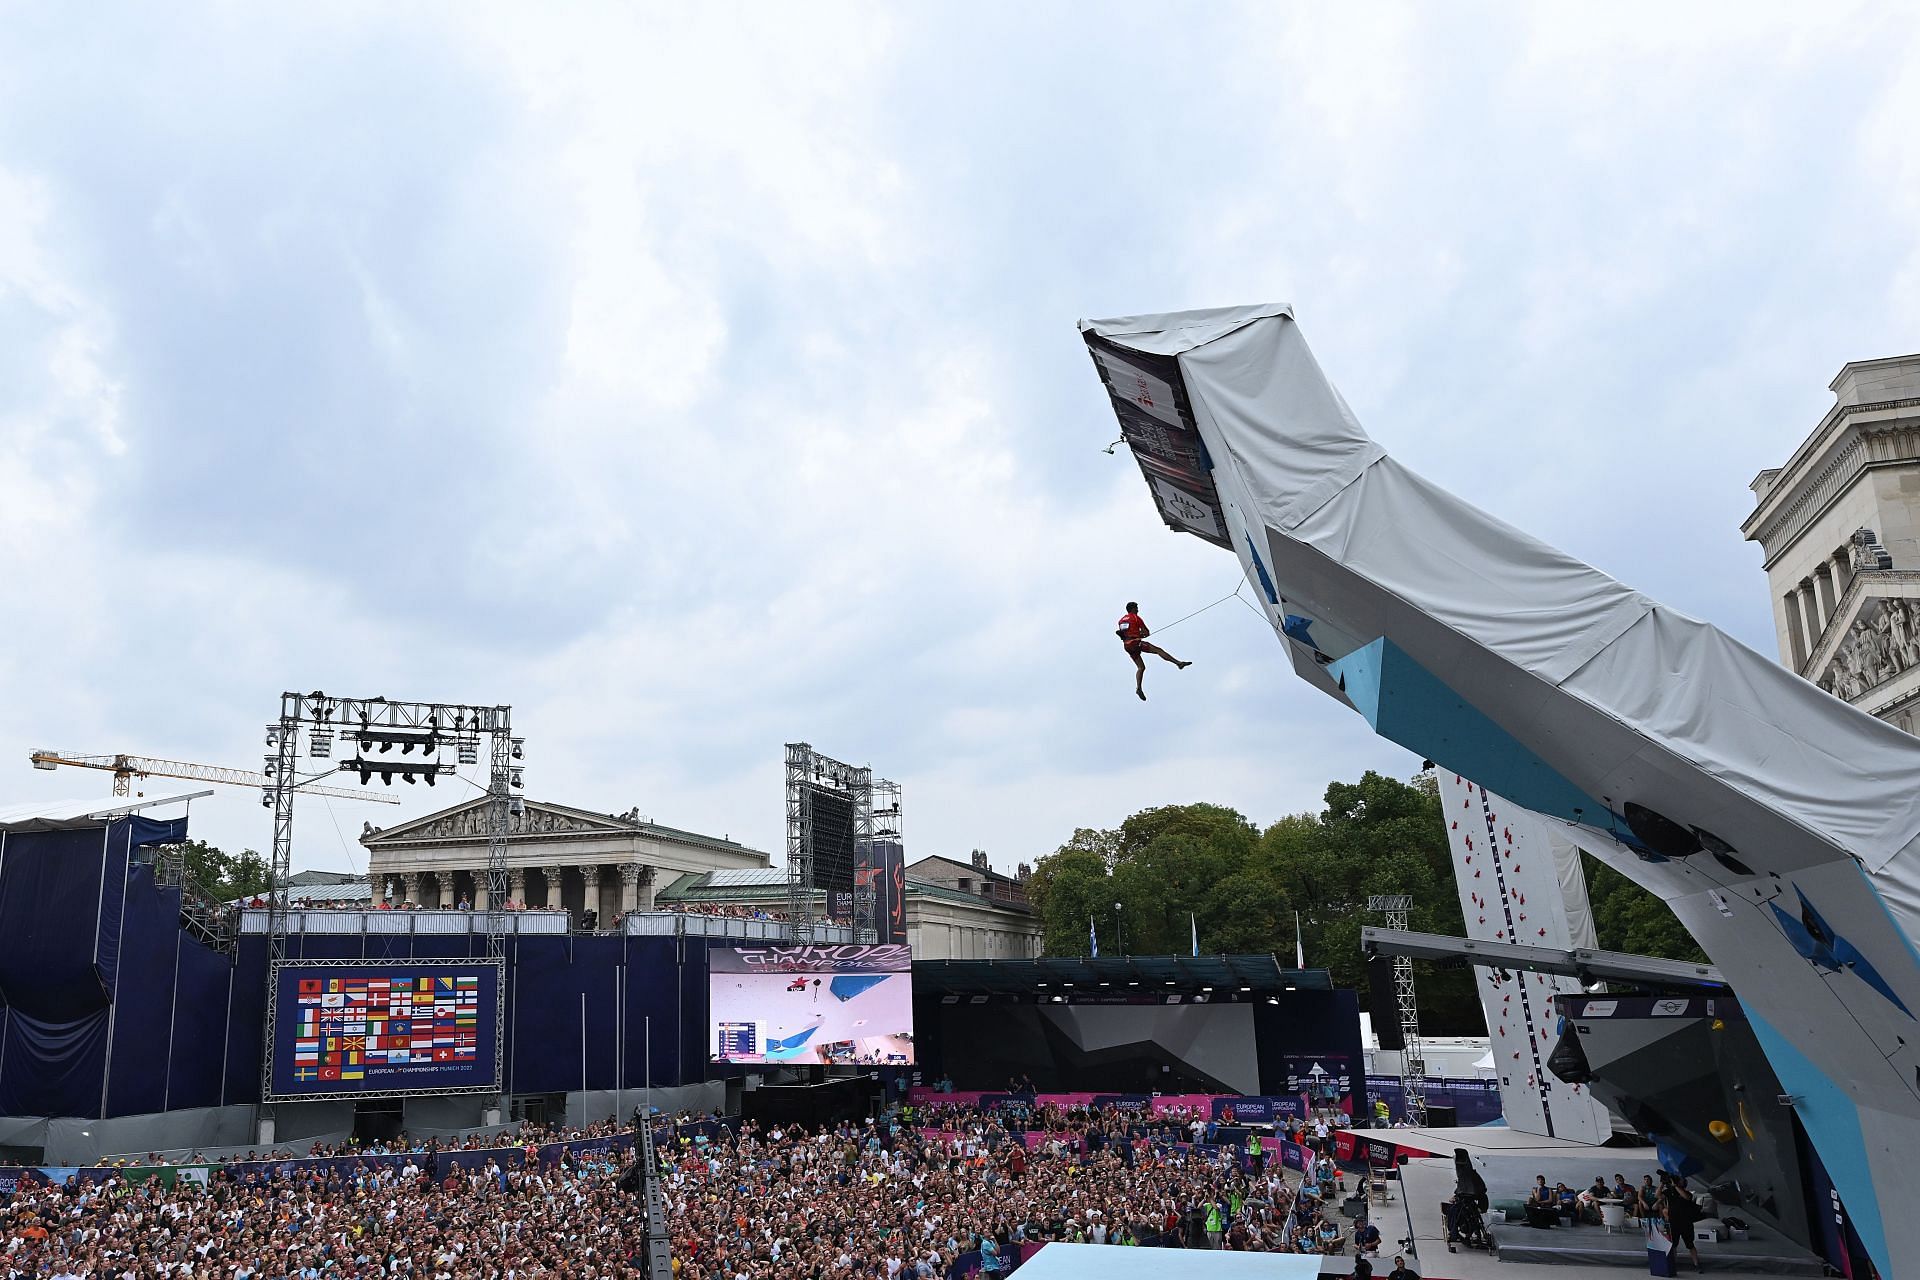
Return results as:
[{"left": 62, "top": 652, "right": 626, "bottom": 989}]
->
[
  {"left": 361, "top": 798, "right": 770, "bottom": 920},
  {"left": 1744, "top": 353, "right": 1920, "bottom": 728}
]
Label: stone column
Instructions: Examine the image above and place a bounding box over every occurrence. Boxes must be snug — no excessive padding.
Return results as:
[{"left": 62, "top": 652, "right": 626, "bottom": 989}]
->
[
  {"left": 369, "top": 867, "right": 385, "bottom": 905},
  {"left": 618, "top": 863, "right": 640, "bottom": 915},
  {"left": 1797, "top": 583, "right": 1824, "bottom": 651},
  {"left": 508, "top": 867, "right": 527, "bottom": 907},
  {"left": 639, "top": 865, "right": 656, "bottom": 911},
  {"left": 429, "top": 872, "right": 448, "bottom": 909},
  {"left": 401, "top": 872, "right": 421, "bottom": 907},
  {"left": 1816, "top": 566, "right": 1838, "bottom": 624},
  {"left": 582, "top": 864, "right": 603, "bottom": 924},
  {"left": 473, "top": 869, "right": 490, "bottom": 912},
  {"left": 1784, "top": 591, "right": 1809, "bottom": 668},
  {"left": 1833, "top": 547, "right": 1855, "bottom": 602}
]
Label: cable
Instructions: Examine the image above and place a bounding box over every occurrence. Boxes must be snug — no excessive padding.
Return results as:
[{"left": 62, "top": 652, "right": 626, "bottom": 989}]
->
[
  {"left": 319, "top": 795, "right": 362, "bottom": 876},
  {"left": 1150, "top": 582, "right": 1250, "bottom": 635}
]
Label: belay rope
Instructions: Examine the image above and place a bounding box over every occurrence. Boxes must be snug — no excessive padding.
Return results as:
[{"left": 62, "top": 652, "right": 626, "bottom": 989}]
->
[{"left": 1149, "top": 580, "right": 1253, "bottom": 635}]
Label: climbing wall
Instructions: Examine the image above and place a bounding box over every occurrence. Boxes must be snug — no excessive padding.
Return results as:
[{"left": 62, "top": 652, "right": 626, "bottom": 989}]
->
[{"left": 1437, "top": 770, "right": 1614, "bottom": 1143}]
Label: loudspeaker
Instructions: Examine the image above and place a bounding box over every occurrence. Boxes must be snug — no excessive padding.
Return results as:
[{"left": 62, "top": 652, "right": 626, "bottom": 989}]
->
[{"left": 1367, "top": 955, "right": 1403, "bottom": 1051}]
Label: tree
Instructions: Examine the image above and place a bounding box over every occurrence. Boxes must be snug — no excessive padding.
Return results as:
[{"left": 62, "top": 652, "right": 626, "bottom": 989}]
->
[
  {"left": 1583, "top": 855, "right": 1707, "bottom": 963},
  {"left": 172, "top": 838, "right": 271, "bottom": 901},
  {"left": 1026, "top": 775, "right": 1486, "bottom": 1034}
]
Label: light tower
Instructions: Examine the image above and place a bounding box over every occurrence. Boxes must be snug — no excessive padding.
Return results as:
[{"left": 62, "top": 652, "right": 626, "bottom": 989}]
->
[{"left": 1369, "top": 893, "right": 1426, "bottom": 1125}]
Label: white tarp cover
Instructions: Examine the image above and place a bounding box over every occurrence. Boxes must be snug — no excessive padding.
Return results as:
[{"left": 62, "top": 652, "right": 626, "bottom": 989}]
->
[
  {"left": 1081, "top": 307, "right": 1920, "bottom": 902},
  {"left": 1081, "top": 307, "right": 1920, "bottom": 1276},
  {"left": 0, "top": 790, "right": 210, "bottom": 832}
]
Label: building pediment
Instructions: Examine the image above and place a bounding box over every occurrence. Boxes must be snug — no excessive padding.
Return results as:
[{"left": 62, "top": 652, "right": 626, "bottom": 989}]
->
[
  {"left": 361, "top": 799, "right": 640, "bottom": 847},
  {"left": 1808, "top": 590, "right": 1920, "bottom": 702}
]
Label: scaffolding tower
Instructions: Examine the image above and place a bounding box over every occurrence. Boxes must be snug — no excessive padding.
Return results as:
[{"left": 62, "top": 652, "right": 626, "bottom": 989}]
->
[
  {"left": 262, "top": 693, "right": 519, "bottom": 1102},
  {"left": 1369, "top": 893, "right": 1427, "bottom": 1125},
  {"left": 784, "top": 742, "right": 874, "bottom": 942}
]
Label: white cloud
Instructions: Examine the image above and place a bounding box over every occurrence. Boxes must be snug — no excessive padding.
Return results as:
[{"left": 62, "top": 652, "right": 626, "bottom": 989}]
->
[{"left": 0, "top": 2, "right": 1914, "bottom": 878}]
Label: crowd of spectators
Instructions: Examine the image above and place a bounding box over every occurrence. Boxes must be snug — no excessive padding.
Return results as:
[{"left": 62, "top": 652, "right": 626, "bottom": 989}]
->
[
  {"left": 3, "top": 1105, "right": 1421, "bottom": 1280},
  {"left": 2, "top": 1122, "right": 654, "bottom": 1279},
  {"left": 664, "top": 1105, "right": 1409, "bottom": 1280}
]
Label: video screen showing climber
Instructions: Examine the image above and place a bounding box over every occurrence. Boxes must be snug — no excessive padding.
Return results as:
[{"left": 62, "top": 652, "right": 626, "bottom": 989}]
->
[{"left": 709, "top": 943, "right": 913, "bottom": 1066}]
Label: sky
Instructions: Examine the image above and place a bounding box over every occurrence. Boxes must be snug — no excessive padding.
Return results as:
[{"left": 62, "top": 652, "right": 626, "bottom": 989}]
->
[{"left": 2, "top": 3, "right": 1917, "bottom": 879}]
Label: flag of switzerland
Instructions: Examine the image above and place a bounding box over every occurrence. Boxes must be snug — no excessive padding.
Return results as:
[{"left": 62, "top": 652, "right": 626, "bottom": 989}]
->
[{"left": 434, "top": 1048, "right": 455, "bottom": 1062}]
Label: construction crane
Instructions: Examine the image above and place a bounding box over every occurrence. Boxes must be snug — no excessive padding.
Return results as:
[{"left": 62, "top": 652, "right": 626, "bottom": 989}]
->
[{"left": 28, "top": 750, "right": 399, "bottom": 804}]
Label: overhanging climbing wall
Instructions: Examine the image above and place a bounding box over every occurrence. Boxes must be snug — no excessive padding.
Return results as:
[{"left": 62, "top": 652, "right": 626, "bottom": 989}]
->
[
  {"left": 1082, "top": 304, "right": 1920, "bottom": 1279},
  {"left": 1437, "top": 771, "right": 1612, "bottom": 1142}
]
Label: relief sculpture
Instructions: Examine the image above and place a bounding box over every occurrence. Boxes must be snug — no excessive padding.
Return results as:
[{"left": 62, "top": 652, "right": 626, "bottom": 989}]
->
[{"left": 1822, "top": 597, "right": 1920, "bottom": 700}]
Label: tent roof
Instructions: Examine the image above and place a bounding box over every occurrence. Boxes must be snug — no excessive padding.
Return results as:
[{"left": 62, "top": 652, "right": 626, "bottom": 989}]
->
[{"left": 0, "top": 790, "right": 212, "bottom": 833}]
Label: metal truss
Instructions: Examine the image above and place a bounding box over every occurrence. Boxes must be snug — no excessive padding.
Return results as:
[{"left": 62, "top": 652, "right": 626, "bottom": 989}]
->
[
  {"left": 1369, "top": 893, "right": 1427, "bottom": 1126},
  {"left": 264, "top": 692, "right": 519, "bottom": 1104},
  {"left": 784, "top": 743, "right": 875, "bottom": 943},
  {"left": 261, "top": 956, "right": 507, "bottom": 1103},
  {"left": 864, "top": 777, "right": 901, "bottom": 944}
]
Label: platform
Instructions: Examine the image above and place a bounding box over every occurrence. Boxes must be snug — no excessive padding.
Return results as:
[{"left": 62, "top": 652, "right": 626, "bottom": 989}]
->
[{"left": 1394, "top": 1154, "right": 1824, "bottom": 1277}]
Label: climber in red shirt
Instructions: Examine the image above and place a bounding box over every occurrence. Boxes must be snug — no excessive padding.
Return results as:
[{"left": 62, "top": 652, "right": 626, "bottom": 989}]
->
[{"left": 1116, "top": 601, "right": 1190, "bottom": 700}]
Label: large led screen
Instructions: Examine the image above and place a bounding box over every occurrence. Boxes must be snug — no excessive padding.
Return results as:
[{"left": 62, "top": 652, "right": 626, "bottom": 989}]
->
[
  {"left": 267, "top": 962, "right": 502, "bottom": 1099},
  {"left": 710, "top": 943, "right": 913, "bottom": 1065}
]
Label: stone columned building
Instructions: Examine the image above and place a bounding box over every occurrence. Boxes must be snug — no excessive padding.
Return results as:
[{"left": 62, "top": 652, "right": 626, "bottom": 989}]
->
[
  {"left": 1744, "top": 354, "right": 1920, "bottom": 728},
  {"left": 361, "top": 798, "right": 769, "bottom": 921}
]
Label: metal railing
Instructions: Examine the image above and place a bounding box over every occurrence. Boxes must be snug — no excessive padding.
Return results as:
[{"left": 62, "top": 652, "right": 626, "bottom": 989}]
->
[{"left": 233, "top": 908, "right": 854, "bottom": 942}]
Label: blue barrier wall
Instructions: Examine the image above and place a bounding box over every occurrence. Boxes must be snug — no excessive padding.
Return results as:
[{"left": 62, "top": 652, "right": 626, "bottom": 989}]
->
[{"left": 0, "top": 818, "right": 727, "bottom": 1118}]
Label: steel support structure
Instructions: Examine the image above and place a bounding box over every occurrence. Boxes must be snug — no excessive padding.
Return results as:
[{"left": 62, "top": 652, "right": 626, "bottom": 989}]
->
[
  {"left": 263, "top": 692, "right": 519, "bottom": 1102},
  {"left": 783, "top": 742, "right": 875, "bottom": 943},
  {"left": 865, "top": 777, "right": 902, "bottom": 945},
  {"left": 1369, "top": 893, "right": 1427, "bottom": 1125}
]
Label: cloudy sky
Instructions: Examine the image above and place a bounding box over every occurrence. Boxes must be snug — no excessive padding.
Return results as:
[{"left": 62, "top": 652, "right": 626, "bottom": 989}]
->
[{"left": 3, "top": 3, "right": 1917, "bottom": 877}]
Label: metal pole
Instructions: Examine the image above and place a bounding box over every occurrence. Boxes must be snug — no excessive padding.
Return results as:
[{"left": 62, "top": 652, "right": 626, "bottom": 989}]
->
[{"left": 645, "top": 1015, "right": 653, "bottom": 1121}]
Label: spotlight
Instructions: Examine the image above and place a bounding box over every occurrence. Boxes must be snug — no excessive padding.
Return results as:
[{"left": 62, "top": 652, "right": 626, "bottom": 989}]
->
[
  {"left": 509, "top": 767, "right": 524, "bottom": 789},
  {"left": 261, "top": 791, "right": 273, "bottom": 808},
  {"left": 308, "top": 729, "right": 333, "bottom": 759},
  {"left": 457, "top": 741, "right": 479, "bottom": 766},
  {"left": 510, "top": 738, "right": 524, "bottom": 760},
  {"left": 265, "top": 729, "right": 279, "bottom": 748}
]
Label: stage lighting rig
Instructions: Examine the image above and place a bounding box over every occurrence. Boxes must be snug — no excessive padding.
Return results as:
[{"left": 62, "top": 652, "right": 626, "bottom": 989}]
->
[
  {"left": 343, "top": 755, "right": 444, "bottom": 786},
  {"left": 262, "top": 692, "right": 521, "bottom": 984},
  {"left": 356, "top": 728, "right": 439, "bottom": 756}
]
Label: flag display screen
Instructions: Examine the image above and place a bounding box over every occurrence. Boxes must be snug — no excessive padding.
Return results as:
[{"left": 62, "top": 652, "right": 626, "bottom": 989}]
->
[
  {"left": 267, "top": 963, "right": 502, "bottom": 1099},
  {"left": 710, "top": 944, "right": 913, "bottom": 1066}
]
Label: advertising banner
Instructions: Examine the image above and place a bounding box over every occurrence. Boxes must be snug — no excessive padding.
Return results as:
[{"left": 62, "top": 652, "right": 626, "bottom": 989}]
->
[{"left": 1207, "top": 1095, "right": 1309, "bottom": 1123}]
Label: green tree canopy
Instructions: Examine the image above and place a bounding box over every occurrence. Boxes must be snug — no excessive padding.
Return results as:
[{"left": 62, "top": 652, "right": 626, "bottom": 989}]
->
[
  {"left": 1027, "top": 772, "right": 1711, "bottom": 1034},
  {"left": 170, "top": 838, "right": 270, "bottom": 901}
]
